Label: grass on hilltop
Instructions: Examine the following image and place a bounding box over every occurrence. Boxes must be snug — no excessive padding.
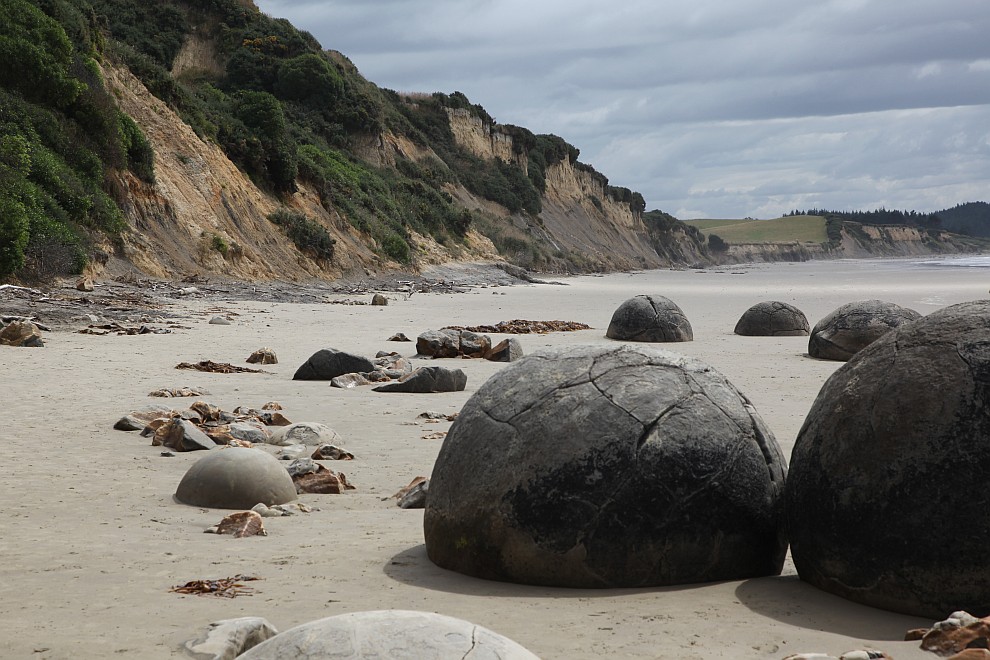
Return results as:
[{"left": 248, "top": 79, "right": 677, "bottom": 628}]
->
[{"left": 684, "top": 215, "right": 827, "bottom": 244}]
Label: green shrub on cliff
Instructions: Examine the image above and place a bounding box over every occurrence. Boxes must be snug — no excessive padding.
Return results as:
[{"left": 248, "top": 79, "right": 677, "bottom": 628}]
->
[{"left": 0, "top": 0, "right": 155, "bottom": 278}]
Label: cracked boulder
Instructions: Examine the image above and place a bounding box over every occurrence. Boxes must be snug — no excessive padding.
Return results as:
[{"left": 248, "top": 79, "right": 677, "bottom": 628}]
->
[
  {"left": 787, "top": 301, "right": 990, "bottom": 618},
  {"left": 808, "top": 299, "right": 920, "bottom": 361},
  {"left": 237, "top": 610, "right": 538, "bottom": 660},
  {"left": 424, "top": 344, "right": 787, "bottom": 588},
  {"left": 605, "top": 295, "right": 693, "bottom": 342},
  {"left": 734, "top": 301, "right": 810, "bottom": 336}
]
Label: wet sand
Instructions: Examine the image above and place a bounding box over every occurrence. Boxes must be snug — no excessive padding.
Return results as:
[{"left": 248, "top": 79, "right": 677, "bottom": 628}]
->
[{"left": 2, "top": 257, "right": 987, "bottom": 659}]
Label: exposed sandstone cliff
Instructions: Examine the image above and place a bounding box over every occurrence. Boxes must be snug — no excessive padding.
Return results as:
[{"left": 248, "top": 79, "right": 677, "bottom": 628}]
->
[
  {"left": 99, "top": 62, "right": 498, "bottom": 281},
  {"left": 444, "top": 110, "right": 670, "bottom": 270}
]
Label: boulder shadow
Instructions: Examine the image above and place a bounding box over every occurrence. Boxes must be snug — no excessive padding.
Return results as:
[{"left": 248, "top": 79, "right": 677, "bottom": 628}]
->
[
  {"left": 385, "top": 544, "right": 714, "bottom": 599},
  {"left": 735, "top": 574, "right": 930, "bottom": 640}
]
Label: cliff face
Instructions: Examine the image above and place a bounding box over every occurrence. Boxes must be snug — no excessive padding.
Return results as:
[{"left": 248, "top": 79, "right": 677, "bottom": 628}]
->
[
  {"left": 98, "top": 62, "right": 500, "bottom": 280},
  {"left": 445, "top": 110, "right": 669, "bottom": 270},
  {"left": 716, "top": 223, "right": 986, "bottom": 265}
]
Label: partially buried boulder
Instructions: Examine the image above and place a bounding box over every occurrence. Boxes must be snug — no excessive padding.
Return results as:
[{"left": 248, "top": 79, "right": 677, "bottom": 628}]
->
[
  {"left": 372, "top": 366, "right": 466, "bottom": 393},
  {"left": 293, "top": 348, "right": 375, "bottom": 380},
  {"left": 808, "top": 299, "right": 920, "bottom": 361},
  {"left": 787, "top": 301, "right": 990, "bottom": 617},
  {"left": 605, "top": 295, "right": 692, "bottom": 342},
  {"left": 734, "top": 301, "right": 810, "bottom": 336},
  {"left": 175, "top": 447, "right": 297, "bottom": 509},
  {"left": 424, "top": 344, "right": 787, "bottom": 588},
  {"left": 237, "top": 610, "right": 539, "bottom": 660},
  {"left": 246, "top": 347, "right": 278, "bottom": 364},
  {"left": 269, "top": 422, "right": 342, "bottom": 447}
]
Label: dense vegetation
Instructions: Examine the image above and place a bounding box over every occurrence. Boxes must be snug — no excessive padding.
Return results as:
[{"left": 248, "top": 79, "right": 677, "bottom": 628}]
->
[
  {"left": 0, "top": 0, "right": 155, "bottom": 278},
  {"left": 0, "top": 0, "right": 662, "bottom": 279}
]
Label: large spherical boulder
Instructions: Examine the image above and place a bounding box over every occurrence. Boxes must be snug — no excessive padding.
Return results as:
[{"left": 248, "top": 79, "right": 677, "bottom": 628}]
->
[
  {"left": 175, "top": 448, "right": 297, "bottom": 509},
  {"left": 808, "top": 299, "right": 920, "bottom": 361},
  {"left": 238, "top": 610, "right": 539, "bottom": 659},
  {"left": 605, "top": 295, "right": 693, "bottom": 342},
  {"left": 787, "top": 300, "right": 990, "bottom": 617},
  {"left": 734, "top": 301, "right": 810, "bottom": 336},
  {"left": 424, "top": 344, "right": 787, "bottom": 588}
]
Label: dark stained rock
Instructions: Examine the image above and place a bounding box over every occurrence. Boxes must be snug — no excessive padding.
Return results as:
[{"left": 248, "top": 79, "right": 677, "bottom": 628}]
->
[
  {"left": 734, "top": 301, "right": 810, "bottom": 336},
  {"left": 786, "top": 301, "right": 990, "bottom": 617},
  {"left": 371, "top": 293, "right": 388, "bottom": 306},
  {"left": 397, "top": 479, "right": 429, "bottom": 509},
  {"left": 175, "top": 447, "right": 298, "bottom": 509},
  {"left": 387, "top": 332, "right": 411, "bottom": 342},
  {"left": 415, "top": 329, "right": 461, "bottom": 358},
  {"left": 293, "top": 348, "right": 375, "bottom": 381},
  {"left": 484, "top": 337, "right": 524, "bottom": 362},
  {"left": 372, "top": 366, "right": 467, "bottom": 393},
  {"left": 807, "top": 299, "right": 921, "bottom": 361},
  {"left": 458, "top": 330, "right": 491, "bottom": 358},
  {"left": 237, "top": 610, "right": 539, "bottom": 660},
  {"left": 605, "top": 295, "right": 693, "bottom": 342},
  {"left": 288, "top": 460, "right": 355, "bottom": 494},
  {"left": 424, "top": 344, "right": 787, "bottom": 588}
]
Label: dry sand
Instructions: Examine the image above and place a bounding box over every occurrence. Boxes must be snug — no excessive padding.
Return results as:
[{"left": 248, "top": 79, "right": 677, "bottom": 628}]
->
[{"left": 2, "top": 257, "right": 987, "bottom": 659}]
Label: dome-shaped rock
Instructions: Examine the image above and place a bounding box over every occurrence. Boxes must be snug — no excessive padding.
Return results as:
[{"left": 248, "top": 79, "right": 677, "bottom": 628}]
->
[
  {"left": 293, "top": 348, "right": 375, "bottom": 381},
  {"left": 269, "top": 422, "right": 342, "bottom": 447},
  {"left": 734, "top": 301, "right": 810, "bottom": 336},
  {"left": 424, "top": 344, "right": 787, "bottom": 588},
  {"left": 605, "top": 295, "right": 693, "bottom": 342},
  {"left": 238, "top": 610, "right": 539, "bottom": 660},
  {"left": 808, "top": 299, "right": 920, "bottom": 361},
  {"left": 787, "top": 300, "right": 990, "bottom": 617},
  {"left": 175, "top": 448, "right": 297, "bottom": 509}
]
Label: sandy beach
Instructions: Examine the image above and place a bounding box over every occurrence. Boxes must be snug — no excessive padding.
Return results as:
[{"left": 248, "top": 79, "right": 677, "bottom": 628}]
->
[{"left": 2, "top": 257, "right": 987, "bottom": 659}]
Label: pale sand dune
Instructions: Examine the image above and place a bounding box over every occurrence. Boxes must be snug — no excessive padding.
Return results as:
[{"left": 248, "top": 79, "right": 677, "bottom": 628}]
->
[{"left": 2, "top": 258, "right": 986, "bottom": 659}]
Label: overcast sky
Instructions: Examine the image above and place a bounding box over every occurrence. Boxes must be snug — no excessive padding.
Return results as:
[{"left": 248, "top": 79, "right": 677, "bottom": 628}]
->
[{"left": 254, "top": 0, "right": 990, "bottom": 219}]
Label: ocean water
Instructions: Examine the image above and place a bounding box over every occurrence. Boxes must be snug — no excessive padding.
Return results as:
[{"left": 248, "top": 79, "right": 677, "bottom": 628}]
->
[{"left": 911, "top": 255, "right": 990, "bottom": 269}]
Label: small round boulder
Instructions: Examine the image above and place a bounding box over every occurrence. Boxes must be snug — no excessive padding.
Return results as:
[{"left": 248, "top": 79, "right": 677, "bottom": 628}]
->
[
  {"left": 605, "top": 295, "right": 693, "bottom": 342},
  {"left": 808, "top": 299, "right": 920, "bottom": 361},
  {"left": 734, "top": 301, "right": 810, "bottom": 336},
  {"left": 424, "top": 344, "right": 787, "bottom": 588},
  {"left": 787, "top": 301, "right": 990, "bottom": 617},
  {"left": 238, "top": 610, "right": 539, "bottom": 659},
  {"left": 175, "top": 447, "right": 297, "bottom": 509}
]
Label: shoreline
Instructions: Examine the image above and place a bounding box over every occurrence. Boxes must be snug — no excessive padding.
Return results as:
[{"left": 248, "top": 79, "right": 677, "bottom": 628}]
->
[{"left": 3, "top": 258, "right": 988, "bottom": 658}]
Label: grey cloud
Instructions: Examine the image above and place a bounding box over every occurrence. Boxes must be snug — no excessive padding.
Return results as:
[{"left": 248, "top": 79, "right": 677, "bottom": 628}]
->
[{"left": 255, "top": 0, "right": 990, "bottom": 217}]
